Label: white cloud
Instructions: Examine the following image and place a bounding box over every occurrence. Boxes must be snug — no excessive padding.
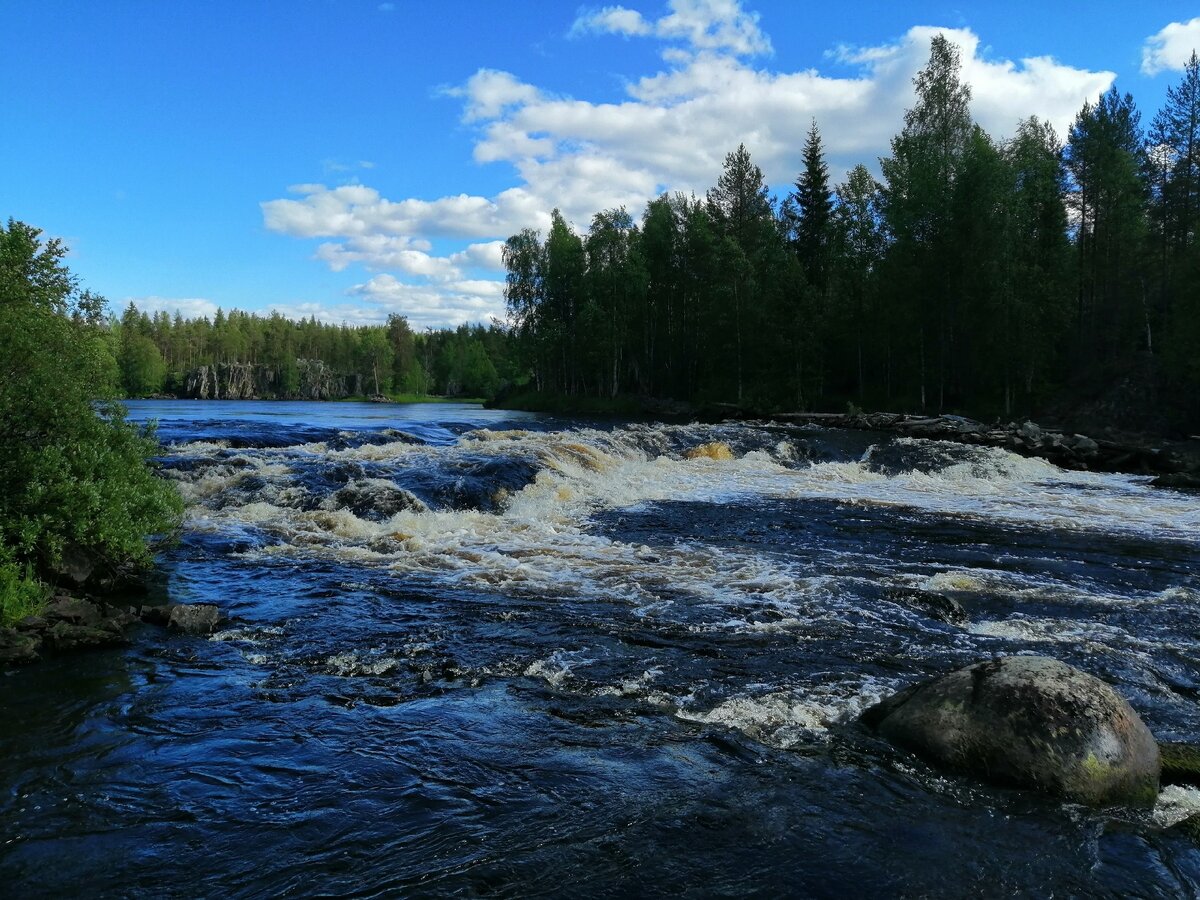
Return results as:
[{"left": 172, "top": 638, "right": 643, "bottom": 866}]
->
[
  {"left": 1142, "top": 17, "right": 1200, "bottom": 76},
  {"left": 572, "top": 6, "right": 652, "bottom": 38},
  {"left": 263, "top": 4, "right": 1115, "bottom": 329},
  {"left": 349, "top": 274, "right": 505, "bottom": 328},
  {"left": 128, "top": 296, "right": 221, "bottom": 320},
  {"left": 574, "top": 0, "right": 770, "bottom": 57}
]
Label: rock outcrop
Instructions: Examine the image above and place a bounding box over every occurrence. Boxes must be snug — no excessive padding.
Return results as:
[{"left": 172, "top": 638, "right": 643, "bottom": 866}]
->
[
  {"left": 763, "top": 412, "right": 1196, "bottom": 476},
  {"left": 863, "top": 655, "right": 1161, "bottom": 807},
  {"left": 182, "top": 359, "right": 363, "bottom": 400},
  {"left": 0, "top": 595, "right": 227, "bottom": 668}
]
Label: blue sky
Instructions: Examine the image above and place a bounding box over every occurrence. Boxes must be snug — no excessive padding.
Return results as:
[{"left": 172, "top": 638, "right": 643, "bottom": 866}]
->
[{"left": 3, "top": 1, "right": 1199, "bottom": 329}]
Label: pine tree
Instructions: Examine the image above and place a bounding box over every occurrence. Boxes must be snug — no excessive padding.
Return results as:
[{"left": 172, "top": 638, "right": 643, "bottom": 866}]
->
[
  {"left": 792, "top": 120, "right": 834, "bottom": 289},
  {"left": 880, "top": 33, "right": 974, "bottom": 410}
]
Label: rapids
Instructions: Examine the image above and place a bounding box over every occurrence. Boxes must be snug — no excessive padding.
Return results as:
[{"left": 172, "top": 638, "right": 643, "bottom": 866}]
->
[{"left": 2, "top": 399, "right": 1199, "bottom": 897}]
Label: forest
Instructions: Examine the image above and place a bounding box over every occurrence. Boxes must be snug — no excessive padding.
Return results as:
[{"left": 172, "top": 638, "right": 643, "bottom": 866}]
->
[
  {"left": 501, "top": 37, "right": 1200, "bottom": 432},
  {"left": 113, "top": 307, "right": 517, "bottom": 400}
]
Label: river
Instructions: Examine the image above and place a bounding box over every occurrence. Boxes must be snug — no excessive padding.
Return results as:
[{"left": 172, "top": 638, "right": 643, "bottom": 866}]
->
[{"left": 3, "top": 399, "right": 1200, "bottom": 897}]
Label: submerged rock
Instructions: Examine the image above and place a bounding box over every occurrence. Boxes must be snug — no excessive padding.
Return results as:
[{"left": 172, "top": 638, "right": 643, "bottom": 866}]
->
[
  {"left": 863, "top": 655, "right": 1160, "bottom": 807},
  {"left": 883, "top": 588, "right": 968, "bottom": 626}
]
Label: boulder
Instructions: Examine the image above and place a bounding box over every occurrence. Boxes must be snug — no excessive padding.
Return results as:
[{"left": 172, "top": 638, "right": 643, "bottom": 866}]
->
[
  {"left": 167, "top": 603, "right": 221, "bottom": 635},
  {"left": 44, "top": 621, "right": 126, "bottom": 651},
  {"left": 0, "top": 629, "right": 41, "bottom": 665},
  {"left": 863, "top": 655, "right": 1160, "bottom": 807},
  {"left": 50, "top": 545, "right": 97, "bottom": 587},
  {"left": 43, "top": 595, "right": 103, "bottom": 626}
]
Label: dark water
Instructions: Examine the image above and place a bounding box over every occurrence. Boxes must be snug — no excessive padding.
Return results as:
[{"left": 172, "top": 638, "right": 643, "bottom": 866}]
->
[{"left": 3, "top": 400, "right": 1200, "bottom": 897}]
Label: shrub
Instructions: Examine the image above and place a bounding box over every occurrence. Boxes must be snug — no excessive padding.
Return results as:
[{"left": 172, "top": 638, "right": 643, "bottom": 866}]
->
[{"left": 0, "top": 219, "right": 183, "bottom": 589}]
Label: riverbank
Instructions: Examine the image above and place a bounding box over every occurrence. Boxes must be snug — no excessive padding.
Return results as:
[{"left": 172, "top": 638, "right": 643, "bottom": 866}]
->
[
  {"left": 0, "top": 589, "right": 221, "bottom": 666},
  {"left": 757, "top": 411, "right": 1200, "bottom": 481}
]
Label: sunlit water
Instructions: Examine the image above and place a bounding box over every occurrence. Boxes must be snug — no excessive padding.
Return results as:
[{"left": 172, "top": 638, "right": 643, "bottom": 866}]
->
[{"left": 3, "top": 399, "right": 1200, "bottom": 897}]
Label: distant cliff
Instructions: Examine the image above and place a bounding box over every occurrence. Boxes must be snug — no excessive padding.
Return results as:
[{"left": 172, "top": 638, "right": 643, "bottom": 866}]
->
[{"left": 182, "top": 359, "right": 364, "bottom": 400}]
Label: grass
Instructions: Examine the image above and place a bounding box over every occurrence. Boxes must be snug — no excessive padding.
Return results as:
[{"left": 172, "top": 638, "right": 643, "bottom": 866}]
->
[{"left": 0, "top": 560, "right": 47, "bottom": 627}]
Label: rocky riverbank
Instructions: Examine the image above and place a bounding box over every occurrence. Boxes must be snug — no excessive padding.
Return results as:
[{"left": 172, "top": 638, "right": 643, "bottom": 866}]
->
[
  {"left": 0, "top": 593, "right": 222, "bottom": 667},
  {"left": 754, "top": 411, "right": 1200, "bottom": 483}
]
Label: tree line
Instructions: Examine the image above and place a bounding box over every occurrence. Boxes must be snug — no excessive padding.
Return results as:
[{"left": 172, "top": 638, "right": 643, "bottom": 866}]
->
[
  {"left": 113, "top": 306, "right": 518, "bottom": 400},
  {"left": 502, "top": 37, "right": 1200, "bottom": 429}
]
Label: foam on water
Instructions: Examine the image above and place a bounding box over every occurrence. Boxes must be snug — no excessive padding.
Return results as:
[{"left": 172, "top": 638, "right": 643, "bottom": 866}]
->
[{"left": 676, "top": 675, "right": 899, "bottom": 748}]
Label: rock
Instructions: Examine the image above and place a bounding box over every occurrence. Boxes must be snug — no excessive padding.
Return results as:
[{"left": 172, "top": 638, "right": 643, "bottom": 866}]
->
[
  {"left": 883, "top": 588, "right": 968, "bottom": 626},
  {"left": 1018, "top": 421, "right": 1043, "bottom": 442},
  {"left": 1151, "top": 473, "right": 1200, "bottom": 492},
  {"left": 14, "top": 615, "right": 48, "bottom": 632},
  {"left": 44, "top": 621, "right": 127, "bottom": 651},
  {"left": 327, "top": 481, "right": 428, "bottom": 520},
  {"left": 167, "top": 603, "right": 221, "bottom": 635},
  {"left": 43, "top": 595, "right": 103, "bottom": 626},
  {"left": 139, "top": 604, "right": 172, "bottom": 626},
  {"left": 862, "top": 655, "right": 1160, "bottom": 807},
  {"left": 50, "top": 545, "right": 97, "bottom": 587},
  {"left": 1160, "top": 742, "right": 1200, "bottom": 787},
  {"left": 1071, "top": 434, "right": 1099, "bottom": 455},
  {"left": 0, "top": 629, "right": 41, "bottom": 665}
]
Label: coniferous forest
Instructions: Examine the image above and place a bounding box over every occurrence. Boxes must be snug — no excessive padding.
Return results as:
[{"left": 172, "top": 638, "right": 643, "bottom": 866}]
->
[{"left": 500, "top": 37, "right": 1200, "bottom": 432}]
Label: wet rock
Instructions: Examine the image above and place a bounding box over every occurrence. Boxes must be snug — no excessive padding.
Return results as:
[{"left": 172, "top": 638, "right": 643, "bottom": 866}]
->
[
  {"left": 139, "top": 604, "right": 172, "bottom": 626},
  {"left": 883, "top": 588, "right": 968, "bottom": 626},
  {"left": 1160, "top": 742, "right": 1200, "bottom": 787},
  {"left": 45, "top": 621, "right": 127, "bottom": 651},
  {"left": 0, "top": 629, "right": 41, "bottom": 665},
  {"left": 327, "top": 481, "right": 428, "bottom": 520},
  {"left": 43, "top": 594, "right": 103, "bottom": 626},
  {"left": 1151, "top": 473, "right": 1200, "bottom": 492},
  {"left": 863, "top": 655, "right": 1160, "bottom": 807},
  {"left": 167, "top": 603, "right": 222, "bottom": 635}
]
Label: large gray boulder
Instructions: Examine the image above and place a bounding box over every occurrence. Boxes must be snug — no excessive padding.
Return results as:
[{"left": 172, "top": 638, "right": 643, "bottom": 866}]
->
[{"left": 863, "top": 655, "right": 1160, "bottom": 807}]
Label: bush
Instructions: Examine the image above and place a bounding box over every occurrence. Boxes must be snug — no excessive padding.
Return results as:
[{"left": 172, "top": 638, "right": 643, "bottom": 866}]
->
[
  {"left": 0, "top": 550, "right": 47, "bottom": 626},
  {"left": 0, "top": 219, "right": 183, "bottom": 589}
]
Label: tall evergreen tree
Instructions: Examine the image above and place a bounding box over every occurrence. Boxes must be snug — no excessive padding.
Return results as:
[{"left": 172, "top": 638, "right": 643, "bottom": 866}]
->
[
  {"left": 880, "top": 33, "right": 974, "bottom": 409},
  {"left": 1065, "top": 87, "right": 1148, "bottom": 371},
  {"left": 791, "top": 120, "right": 835, "bottom": 289}
]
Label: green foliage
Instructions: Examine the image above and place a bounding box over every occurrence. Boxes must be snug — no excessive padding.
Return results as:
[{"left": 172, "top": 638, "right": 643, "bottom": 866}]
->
[
  {"left": 0, "top": 219, "right": 184, "bottom": 584},
  {"left": 0, "top": 549, "right": 47, "bottom": 626}
]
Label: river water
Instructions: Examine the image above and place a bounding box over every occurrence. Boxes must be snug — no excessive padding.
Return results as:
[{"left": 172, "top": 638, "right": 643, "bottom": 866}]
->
[{"left": 3, "top": 400, "right": 1200, "bottom": 897}]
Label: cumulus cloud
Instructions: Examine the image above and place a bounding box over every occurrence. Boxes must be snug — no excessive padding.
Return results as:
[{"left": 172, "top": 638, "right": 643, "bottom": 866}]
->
[
  {"left": 128, "top": 296, "right": 221, "bottom": 320},
  {"left": 1142, "top": 17, "right": 1200, "bottom": 76},
  {"left": 264, "top": 3, "right": 1115, "bottom": 328},
  {"left": 574, "top": 0, "right": 770, "bottom": 57},
  {"left": 349, "top": 274, "right": 505, "bottom": 329}
]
